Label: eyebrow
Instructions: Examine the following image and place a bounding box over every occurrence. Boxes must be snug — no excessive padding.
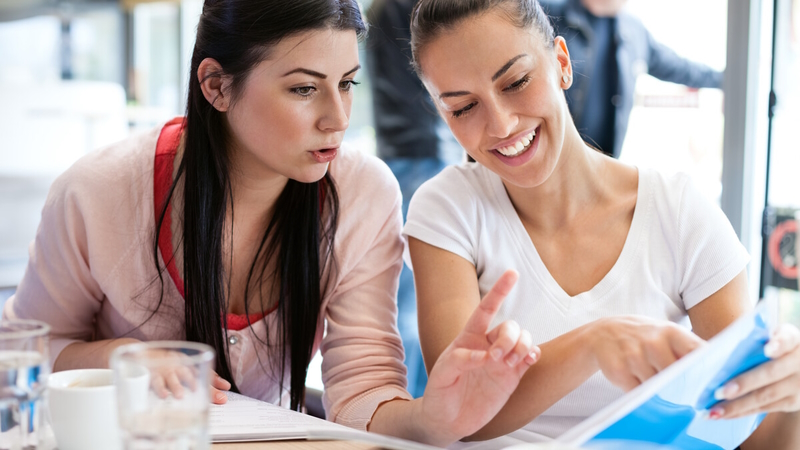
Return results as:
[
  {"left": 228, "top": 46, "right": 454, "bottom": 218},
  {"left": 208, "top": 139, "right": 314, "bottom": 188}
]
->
[
  {"left": 492, "top": 54, "right": 528, "bottom": 81},
  {"left": 438, "top": 54, "right": 529, "bottom": 100},
  {"left": 282, "top": 64, "right": 361, "bottom": 79}
]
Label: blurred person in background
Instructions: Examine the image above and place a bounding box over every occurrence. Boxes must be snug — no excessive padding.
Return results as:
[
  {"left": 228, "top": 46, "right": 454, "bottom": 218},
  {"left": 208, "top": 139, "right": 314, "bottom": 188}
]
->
[{"left": 545, "top": 0, "right": 723, "bottom": 157}]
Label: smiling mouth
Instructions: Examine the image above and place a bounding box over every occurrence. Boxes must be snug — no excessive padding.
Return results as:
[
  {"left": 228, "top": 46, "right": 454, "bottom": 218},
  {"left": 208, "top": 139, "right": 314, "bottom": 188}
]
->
[{"left": 494, "top": 128, "right": 537, "bottom": 157}]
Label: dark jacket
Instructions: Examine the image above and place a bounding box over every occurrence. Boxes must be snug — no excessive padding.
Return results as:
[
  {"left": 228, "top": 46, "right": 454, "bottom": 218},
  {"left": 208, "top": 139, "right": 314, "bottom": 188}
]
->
[
  {"left": 545, "top": 0, "right": 723, "bottom": 157},
  {"left": 366, "top": 0, "right": 440, "bottom": 159}
]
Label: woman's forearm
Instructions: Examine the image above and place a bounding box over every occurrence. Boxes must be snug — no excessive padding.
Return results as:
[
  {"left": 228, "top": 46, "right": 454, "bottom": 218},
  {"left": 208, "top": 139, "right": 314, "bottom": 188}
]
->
[
  {"left": 466, "top": 323, "right": 600, "bottom": 440},
  {"left": 743, "top": 412, "right": 800, "bottom": 450},
  {"left": 368, "top": 398, "right": 451, "bottom": 447},
  {"left": 53, "top": 338, "right": 141, "bottom": 372}
]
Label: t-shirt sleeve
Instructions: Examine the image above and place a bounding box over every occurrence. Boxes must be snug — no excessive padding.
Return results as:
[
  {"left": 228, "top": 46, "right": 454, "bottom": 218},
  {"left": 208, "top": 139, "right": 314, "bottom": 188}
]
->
[
  {"left": 2, "top": 172, "right": 105, "bottom": 368},
  {"left": 677, "top": 175, "right": 750, "bottom": 309},
  {"left": 403, "top": 169, "right": 478, "bottom": 269},
  {"left": 320, "top": 158, "right": 411, "bottom": 430}
]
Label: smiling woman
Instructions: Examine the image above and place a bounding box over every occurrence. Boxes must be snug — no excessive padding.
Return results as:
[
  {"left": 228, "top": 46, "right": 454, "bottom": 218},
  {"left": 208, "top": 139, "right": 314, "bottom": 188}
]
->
[
  {"left": 404, "top": 0, "right": 800, "bottom": 448},
  {"left": 2, "top": 0, "right": 548, "bottom": 447}
]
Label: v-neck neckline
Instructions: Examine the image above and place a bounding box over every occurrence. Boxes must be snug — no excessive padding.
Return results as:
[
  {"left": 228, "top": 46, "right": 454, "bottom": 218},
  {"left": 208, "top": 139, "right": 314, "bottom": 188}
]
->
[{"left": 487, "top": 166, "right": 651, "bottom": 312}]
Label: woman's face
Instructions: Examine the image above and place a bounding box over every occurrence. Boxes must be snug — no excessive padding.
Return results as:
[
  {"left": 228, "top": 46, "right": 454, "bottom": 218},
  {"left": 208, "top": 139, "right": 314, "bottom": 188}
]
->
[
  {"left": 418, "top": 11, "right": 572, "bottom": 189},
  {"left": 224, "top": 28, "right": 360, "bottom": 184}
]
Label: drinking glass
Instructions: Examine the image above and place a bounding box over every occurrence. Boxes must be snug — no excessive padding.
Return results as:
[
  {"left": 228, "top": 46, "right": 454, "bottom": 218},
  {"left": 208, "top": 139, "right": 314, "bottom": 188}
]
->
[
  {"left": 110, "top": 341, "right": 215, "bottom": 450},
  {"left": 0, "top": 320, "right": 50, "bottom": 450}
]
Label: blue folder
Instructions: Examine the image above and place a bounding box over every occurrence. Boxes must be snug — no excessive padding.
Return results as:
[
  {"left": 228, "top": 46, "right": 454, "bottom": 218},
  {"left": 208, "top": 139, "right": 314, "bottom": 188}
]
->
[{"left": 558, "top": 300, "right": 775, "bottom": 450}]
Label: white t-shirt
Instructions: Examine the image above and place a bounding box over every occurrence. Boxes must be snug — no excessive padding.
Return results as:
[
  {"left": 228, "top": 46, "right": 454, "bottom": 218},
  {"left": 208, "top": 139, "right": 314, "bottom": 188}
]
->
[{"left": 403, "top": 163, "right": 749, "bottom": 447}]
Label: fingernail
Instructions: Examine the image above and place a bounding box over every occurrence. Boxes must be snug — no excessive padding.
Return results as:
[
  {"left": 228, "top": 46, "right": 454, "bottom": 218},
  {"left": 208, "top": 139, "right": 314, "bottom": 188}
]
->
[
  {"left": 529, "top": 351, "right": 539, "bottom": 363},
  {"left": 506, "top": 354, "right": 519, "bottom": 366},
  {"left": 765, "top": 341, "right": 780, "bottom": 358},
  {"left": 491, "top": 348, "right": 503, "bottom": 361},
  {"left": 708, "top": 407, "right": 724, "bottom": 420},
  {"left": 215, "top": 392, "right": 226, "bottom": 402},
  {"left": 713, "top": 382, "right": 739, "bottom": 401}
]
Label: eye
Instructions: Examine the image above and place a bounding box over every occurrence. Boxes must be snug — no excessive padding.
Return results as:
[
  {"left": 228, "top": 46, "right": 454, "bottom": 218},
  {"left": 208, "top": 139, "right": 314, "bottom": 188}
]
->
[
  {"left": 451, "top": 102, "right": 476, "bottom": 119},
  {"left": 504, "top": 75, "right": 531, "bottom": 92},
  {"left": 339, "top": 80, "right": 360, "bottom": 92},
  {"left": 291, "top": 86, "right": 316, "bottom": 97}
]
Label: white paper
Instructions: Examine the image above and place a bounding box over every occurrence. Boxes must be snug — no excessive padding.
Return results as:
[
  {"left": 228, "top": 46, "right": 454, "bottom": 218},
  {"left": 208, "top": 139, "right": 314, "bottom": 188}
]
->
[
  {"left": 209, "top": 392, "right": 340, "bottom": 441},
  {"left": 209, "top": 392, "right": 442, "bottom": 450}
]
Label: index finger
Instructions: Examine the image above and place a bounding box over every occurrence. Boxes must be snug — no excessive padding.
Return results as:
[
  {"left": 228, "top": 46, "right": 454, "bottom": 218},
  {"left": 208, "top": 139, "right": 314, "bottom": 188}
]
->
[
  {"left": 666, "top": 325, "right": 705, "bottom": 359},
  {"left": 463, "top": 270, "right": 518, "bottom": 334}
]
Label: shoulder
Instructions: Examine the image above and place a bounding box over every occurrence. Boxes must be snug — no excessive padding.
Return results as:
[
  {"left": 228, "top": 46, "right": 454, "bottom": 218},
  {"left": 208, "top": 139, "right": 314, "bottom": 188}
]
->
[
  {"left": 407, "top": 162, "right": 499, "bottom": 232},
  {"left": 411, "top": 162, "right": 493, "bottom": 212},
  {"left": 49, "top": 124, "right": 160, "bottom": 210},
  {"left": 638, "top": 169, "right": 738, "bottom": 246},
  {"left": 328, "top": 146, "right": 402, "bottom": 241},
  {"left": 419, "top": 162, "right": 490, "bottom": 196},
  {"left": 326, "top": 146, "right": 404, "bottom": 282},
  {"left": 633, "top": 168, "right": 693, "bottom": 224},
  {"left": 640, "top": 169, "right": 694, "bottom": 207},
  {"left": 641, "top": 167, "right": 692, "bottom": 192},
  {"left": 329, "top": 145, "right": 401, "bottom": 207}
]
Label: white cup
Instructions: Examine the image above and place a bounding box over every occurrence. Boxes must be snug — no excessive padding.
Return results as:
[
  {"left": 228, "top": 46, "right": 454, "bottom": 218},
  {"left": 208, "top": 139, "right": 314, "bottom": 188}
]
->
[{"left": 47, "top": 369, "right": 122, "bottom": 450}]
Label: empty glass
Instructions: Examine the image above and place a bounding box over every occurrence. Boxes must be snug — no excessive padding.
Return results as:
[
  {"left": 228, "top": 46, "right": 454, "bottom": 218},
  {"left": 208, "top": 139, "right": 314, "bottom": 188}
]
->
[
  {"left": 0, "top": 320, "right": 50, "bottom": 450},
  {"left": 110, "top": 341, "right": 215, "bottom": 450}
]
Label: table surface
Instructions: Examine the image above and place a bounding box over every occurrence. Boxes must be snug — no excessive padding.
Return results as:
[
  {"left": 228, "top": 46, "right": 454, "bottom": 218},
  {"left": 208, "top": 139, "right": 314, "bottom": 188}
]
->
[{"left": 212, "top": 441, "right": 382, "bottom": 449}]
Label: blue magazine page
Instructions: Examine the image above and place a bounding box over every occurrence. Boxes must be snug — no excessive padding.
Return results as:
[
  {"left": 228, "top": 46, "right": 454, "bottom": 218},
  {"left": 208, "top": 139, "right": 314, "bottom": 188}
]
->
[{"left": 557, "top": 299, "right": 776, "bottom": 450}]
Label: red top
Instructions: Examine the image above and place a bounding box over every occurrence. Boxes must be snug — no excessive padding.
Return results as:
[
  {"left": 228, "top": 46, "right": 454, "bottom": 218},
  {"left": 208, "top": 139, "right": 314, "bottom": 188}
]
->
[{"left": 153, "top": 118, "right": 272, "bottom": 330}]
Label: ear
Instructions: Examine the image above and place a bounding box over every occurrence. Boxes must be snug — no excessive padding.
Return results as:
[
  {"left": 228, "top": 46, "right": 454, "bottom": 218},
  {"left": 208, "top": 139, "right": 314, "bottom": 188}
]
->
[
  {"left": 554, "top": 36, "right": 573, "bottom": 89},
  {"left": 197, "top": 58, "right": 232, "bottom": 112}
]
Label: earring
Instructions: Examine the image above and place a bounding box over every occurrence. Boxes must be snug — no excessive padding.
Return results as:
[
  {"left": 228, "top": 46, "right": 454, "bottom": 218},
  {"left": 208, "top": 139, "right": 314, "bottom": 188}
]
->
[{"left": 562, "top": 74, "right": 570, "bottom": 84}]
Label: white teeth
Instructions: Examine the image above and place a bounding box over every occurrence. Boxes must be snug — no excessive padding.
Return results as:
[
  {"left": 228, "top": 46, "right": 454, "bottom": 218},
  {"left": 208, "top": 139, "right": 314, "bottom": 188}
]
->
[{"left": 496, "top": 131, "right": 536, "bottom": 157}]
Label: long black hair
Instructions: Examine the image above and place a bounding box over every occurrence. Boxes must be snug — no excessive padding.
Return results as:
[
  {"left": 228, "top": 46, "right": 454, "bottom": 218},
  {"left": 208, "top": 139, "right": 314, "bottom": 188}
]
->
[{"left": 151, "top": 0, "right": 366, "bottom": 411}]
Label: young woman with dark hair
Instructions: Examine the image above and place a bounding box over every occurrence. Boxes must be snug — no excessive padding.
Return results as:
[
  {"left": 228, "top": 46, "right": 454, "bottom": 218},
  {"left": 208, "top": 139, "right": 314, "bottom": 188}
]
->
[
  {"left": 405, "top": 0, "right": 800, "bottom": 448},
  {"left": 3, "top": 0, "right": 542, "bottom": 445}
]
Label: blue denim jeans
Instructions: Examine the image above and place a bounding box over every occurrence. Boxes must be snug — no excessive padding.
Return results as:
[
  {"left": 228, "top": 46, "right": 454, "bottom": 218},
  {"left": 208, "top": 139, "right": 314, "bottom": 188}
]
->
[{"left": 384, "top": 157, "right": 452, "bottom": 398}]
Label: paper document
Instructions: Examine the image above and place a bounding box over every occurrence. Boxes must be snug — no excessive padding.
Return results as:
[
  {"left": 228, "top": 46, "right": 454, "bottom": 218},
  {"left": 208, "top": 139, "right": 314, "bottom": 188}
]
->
[
  {"left": 210, "top": 392, "right": 442, "bottom": 450},
  {"left": 556, "top": 299, "right": 776, "bottom": 450}
]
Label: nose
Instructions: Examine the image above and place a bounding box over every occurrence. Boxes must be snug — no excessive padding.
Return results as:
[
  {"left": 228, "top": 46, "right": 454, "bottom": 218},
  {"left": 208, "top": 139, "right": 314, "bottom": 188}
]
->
[
  {"left": 318, "top": 91, "right": 350, "bottom": 133},
  {"left": 484, "top": 98, "right": 518, "bottom": 140}
]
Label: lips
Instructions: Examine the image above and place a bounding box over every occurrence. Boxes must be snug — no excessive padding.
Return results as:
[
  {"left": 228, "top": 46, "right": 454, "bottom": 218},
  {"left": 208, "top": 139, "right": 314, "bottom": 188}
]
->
[
  {"left": 490, "top": 126, "right": 540, "bottom": 167},
  {"left": 311, "top": 147, "right": 338, "bottom": 163},
  {"left": 496, "top": 129, "right": 536, "bottom": 157}
]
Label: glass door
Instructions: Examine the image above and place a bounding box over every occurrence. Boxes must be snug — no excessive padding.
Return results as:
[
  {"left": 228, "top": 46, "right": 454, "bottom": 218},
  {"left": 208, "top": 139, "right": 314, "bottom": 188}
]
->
[
  {"left": 761, "top": 0, "right": 800, "bottom": 323},
  {"left": 621, "top": 0, "right": 728, "bottom": 203}
]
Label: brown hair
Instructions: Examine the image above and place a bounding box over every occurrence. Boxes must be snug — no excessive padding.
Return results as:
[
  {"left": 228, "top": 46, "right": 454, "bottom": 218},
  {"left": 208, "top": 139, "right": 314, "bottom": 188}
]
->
[{"left": 409, "top": 0, "right": 555, "bottom": 74}]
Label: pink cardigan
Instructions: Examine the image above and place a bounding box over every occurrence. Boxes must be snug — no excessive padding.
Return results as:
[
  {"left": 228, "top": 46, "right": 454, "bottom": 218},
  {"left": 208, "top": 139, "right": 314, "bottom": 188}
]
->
[{"left": 4, "top": 121, "right": 411, "bottom": 429}]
